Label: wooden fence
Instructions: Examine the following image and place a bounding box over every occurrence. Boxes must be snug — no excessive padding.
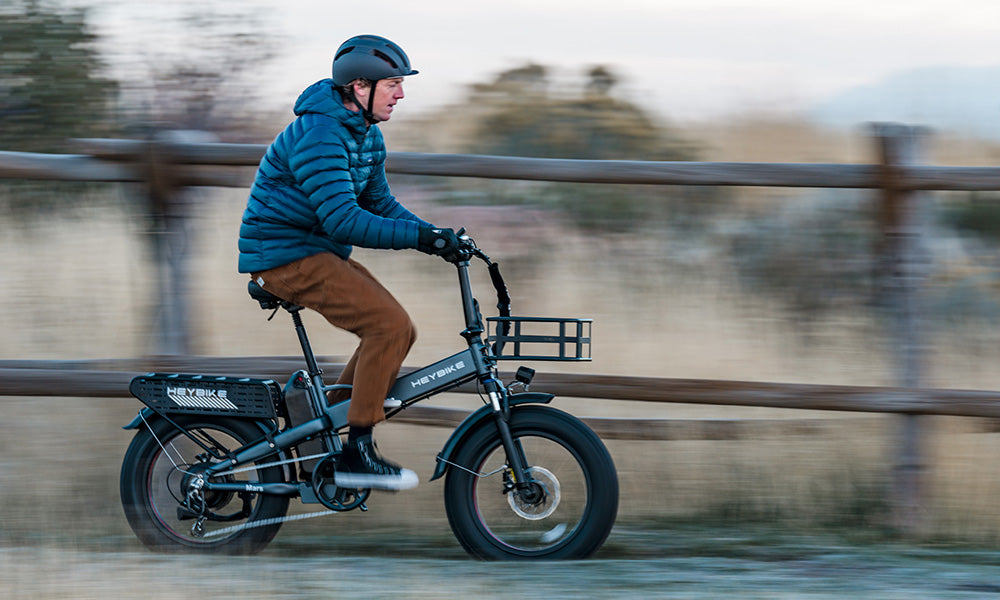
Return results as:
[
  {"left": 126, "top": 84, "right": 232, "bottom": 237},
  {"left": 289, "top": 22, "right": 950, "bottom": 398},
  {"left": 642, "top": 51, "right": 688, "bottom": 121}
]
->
[
  {"left": 3, "top": 123, "right": 1000, "bottom": 534},
  {"left": 3, "top": 135, "right": 1000, "bottom": 190}
]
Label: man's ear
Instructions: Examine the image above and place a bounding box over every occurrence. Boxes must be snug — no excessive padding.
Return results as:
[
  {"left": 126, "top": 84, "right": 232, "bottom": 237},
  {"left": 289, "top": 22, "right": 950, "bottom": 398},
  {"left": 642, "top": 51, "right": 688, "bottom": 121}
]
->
[{"left": 351, "top": 79, "right": 371, "bottom": 95}]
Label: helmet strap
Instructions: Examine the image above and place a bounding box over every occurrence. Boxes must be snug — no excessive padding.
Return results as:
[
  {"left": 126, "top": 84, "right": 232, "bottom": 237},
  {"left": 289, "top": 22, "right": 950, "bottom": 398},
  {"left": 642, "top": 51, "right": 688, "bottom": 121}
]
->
[
  {"left": 345, "top": 79, "right": 380, "bottom": 124},
  {"left": 365, "top": 80, "right": 379, "bottom": 123}
]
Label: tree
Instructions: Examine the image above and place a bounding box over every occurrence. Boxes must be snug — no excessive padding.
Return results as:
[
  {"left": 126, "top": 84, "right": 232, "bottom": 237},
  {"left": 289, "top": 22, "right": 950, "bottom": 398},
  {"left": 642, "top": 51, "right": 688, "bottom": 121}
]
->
[
  {"left": 469, "top": 63, "right": 692, "bottom": 162},
  {"left": 0, "top": 0, "right": 118, "bottom": 153},
  {"left": 457, "top": 63, "right": 722, "bottom": 231},
  {"left": 106, "top": 1, "right": 277, "bottom": 136}
]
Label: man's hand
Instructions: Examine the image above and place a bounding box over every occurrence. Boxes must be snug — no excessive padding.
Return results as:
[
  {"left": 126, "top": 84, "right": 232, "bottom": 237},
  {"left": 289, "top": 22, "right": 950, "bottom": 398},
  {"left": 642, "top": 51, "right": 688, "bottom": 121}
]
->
[{"left": 417, "top": 227, "right": 462, "bottom": 262}]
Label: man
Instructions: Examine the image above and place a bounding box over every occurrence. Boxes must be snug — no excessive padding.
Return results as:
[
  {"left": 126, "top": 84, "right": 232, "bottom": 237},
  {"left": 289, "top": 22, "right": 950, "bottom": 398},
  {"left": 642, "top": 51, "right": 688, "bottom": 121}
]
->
[{"left": 238, "top": 34, "right": 460, "bottom": 491}]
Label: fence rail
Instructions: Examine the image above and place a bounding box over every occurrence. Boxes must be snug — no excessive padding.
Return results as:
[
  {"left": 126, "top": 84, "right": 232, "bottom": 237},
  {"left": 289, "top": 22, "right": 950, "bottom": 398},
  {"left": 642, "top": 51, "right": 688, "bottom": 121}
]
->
[
  {"left": 5, "top": 357, "right": 1000, "bottom": 417},
  {"left": 2, "top": 139, "right": 1000, "bottom": 190},
  {"left": 2, "top": 357, "right": 998, "bottom": 443}
]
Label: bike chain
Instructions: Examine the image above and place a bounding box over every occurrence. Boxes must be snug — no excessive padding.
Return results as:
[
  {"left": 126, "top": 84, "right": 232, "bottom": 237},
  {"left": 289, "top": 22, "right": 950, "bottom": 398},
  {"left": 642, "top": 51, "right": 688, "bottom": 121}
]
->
[
  {"left": 191, "top": 453, "right": 338, "bottom": 538},
  {"left": 203, "top": 508, "right": 337, "bottom": 538},
  {"left": 195, "top": 453, "right": 339, "bottom": 538}
]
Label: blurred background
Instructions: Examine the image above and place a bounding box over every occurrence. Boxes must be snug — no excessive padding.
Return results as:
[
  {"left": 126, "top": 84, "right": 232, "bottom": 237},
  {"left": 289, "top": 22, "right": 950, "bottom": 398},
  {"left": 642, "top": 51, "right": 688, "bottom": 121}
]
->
[{"left": 3, "top": 0, "right": 1000, "bottom": 595}]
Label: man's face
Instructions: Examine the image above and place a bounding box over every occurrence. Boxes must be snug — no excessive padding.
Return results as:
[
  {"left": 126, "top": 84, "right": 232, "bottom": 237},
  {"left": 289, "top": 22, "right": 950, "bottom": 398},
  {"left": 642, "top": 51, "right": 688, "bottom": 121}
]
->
[{"left": 353, "top": 78, "right": 405, "bottom": 122}]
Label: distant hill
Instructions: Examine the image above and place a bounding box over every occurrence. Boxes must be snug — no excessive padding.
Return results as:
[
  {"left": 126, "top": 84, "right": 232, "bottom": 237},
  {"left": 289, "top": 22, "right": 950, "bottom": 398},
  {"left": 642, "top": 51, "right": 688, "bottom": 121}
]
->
[{"left": 810, "top": 66, "right": 1000, "bottom": 140}]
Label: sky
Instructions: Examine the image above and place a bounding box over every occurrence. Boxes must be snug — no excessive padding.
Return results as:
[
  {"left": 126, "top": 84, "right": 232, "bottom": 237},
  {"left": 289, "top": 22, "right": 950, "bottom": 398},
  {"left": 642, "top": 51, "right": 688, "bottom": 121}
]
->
[{"left": 90, "top": 0, "right": 1000, "bottom": 126}]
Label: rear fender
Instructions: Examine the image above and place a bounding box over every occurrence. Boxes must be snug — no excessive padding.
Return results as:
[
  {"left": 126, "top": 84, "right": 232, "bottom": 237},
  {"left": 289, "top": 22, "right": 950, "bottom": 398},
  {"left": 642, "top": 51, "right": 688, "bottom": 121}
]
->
[
  {"left": 122, "top": 407, "right": 157, "bottom": 430},
  {"left": 430, "top": 392, "right": 553, "bottom": 481}
]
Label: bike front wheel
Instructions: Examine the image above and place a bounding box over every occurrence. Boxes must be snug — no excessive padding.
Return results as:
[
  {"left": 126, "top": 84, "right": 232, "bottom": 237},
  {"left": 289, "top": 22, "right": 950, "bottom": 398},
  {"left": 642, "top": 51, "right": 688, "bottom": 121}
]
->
[
  {"left": 444, "top": 406, "right": 618, "bottom": 560},
  {"left": 120, "top": 415, "right": 289, "bottom": 555}
]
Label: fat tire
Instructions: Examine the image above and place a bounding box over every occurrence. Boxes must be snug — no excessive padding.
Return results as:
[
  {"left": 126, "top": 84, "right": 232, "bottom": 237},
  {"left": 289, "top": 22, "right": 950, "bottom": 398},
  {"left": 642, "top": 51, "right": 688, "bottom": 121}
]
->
[
  {"left": 120, "top": 416, "right": 289, "bottom": 555},
  {"left": 444, "top": 405, "right": 618, "bottom": 560}
]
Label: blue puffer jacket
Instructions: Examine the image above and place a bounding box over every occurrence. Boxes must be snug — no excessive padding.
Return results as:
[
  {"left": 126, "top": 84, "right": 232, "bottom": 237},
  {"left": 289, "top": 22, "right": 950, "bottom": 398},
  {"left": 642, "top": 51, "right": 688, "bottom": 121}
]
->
[{"left": 238, "top": 79, "right": 430, "bottom": 273}]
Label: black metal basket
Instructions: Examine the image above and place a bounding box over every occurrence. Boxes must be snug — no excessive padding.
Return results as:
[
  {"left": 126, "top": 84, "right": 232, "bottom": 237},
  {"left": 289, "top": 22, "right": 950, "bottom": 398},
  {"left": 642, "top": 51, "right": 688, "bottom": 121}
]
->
[{"left": 487, "top": 317, "right": 591, "bottom": 361}]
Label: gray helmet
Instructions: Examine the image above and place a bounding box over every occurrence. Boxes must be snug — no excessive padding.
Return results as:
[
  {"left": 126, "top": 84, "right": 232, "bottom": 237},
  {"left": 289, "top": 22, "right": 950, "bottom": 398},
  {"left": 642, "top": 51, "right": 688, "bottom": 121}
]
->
[{"left": 332, "top": 35, "right": 418, "bottom": 87}]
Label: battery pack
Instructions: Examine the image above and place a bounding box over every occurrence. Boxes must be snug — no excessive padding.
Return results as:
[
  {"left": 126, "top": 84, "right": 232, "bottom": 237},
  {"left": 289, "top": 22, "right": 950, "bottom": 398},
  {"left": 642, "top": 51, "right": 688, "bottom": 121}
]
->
[{"left": 129, "top": 373, "right": 281, "bottom": 420}]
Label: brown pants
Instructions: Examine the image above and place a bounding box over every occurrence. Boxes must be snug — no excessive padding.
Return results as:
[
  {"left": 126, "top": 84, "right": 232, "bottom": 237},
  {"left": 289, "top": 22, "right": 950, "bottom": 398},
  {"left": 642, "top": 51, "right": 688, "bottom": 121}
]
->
[{"left": 252, "top": 252, "right": 416, "bottom": 427}]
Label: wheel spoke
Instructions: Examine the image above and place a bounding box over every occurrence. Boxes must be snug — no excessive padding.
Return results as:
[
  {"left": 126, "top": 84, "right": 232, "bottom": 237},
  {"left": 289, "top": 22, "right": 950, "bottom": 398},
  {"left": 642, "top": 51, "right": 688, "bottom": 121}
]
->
[
  {"left": 472, "top": 435, "right": 587, "bottom": 552},
  {"left": 148, "top": 429, "right": 264, "bottom": 543}
]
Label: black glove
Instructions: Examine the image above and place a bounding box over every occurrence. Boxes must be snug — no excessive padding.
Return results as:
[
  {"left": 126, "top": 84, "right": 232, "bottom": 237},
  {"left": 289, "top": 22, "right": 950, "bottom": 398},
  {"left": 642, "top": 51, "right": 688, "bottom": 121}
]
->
[{"left": 417, "top": 227, "right": 462, "bottom": 261}]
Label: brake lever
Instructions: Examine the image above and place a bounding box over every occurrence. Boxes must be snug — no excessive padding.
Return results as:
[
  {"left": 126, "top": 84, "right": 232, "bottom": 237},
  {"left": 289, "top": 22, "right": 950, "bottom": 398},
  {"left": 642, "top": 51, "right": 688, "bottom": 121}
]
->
[{"left": 451, "top": 229, "right": 491, "bottom": 263}]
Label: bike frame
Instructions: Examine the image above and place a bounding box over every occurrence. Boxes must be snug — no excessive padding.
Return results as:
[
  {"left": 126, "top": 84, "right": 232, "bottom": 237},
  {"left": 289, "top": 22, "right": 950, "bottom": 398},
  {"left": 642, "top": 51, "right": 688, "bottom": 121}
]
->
[{"left": 148, "top": 251, "right": 536, "bottom": 500}]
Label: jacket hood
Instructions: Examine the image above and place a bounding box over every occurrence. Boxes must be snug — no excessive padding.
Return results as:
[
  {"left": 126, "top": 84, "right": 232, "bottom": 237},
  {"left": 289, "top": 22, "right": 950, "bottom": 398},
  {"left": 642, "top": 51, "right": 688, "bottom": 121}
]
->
[{"left": 293, "top": 79, "right": 368, "bottom": 133}]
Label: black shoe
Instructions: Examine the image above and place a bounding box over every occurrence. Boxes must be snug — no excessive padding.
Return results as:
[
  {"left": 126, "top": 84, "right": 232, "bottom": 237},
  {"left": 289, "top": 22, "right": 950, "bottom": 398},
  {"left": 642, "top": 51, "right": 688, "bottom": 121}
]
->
[{"left": 334, "top": 434, "right": 418, "bottom": 491}]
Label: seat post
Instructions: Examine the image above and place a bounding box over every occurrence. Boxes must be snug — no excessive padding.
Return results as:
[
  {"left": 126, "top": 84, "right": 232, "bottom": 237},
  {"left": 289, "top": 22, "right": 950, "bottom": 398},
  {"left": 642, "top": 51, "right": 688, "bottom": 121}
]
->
[
  {"left": 289, "top": 308, "right": 323, "bottom": 378},
  {"left": 286, "top": 306, "right": 341, "bottom": 456}
]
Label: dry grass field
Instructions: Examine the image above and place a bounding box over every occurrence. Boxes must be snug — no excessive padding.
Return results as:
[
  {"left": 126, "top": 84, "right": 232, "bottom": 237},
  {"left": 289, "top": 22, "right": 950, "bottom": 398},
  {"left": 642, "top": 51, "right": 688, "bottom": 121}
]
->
[{"left": 3, "top": 121, "right": 1000, "bottom": 551}]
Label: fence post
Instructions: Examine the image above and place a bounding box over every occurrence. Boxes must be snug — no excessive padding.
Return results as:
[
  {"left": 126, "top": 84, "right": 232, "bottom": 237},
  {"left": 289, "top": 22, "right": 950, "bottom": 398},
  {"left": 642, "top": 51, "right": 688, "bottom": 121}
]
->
[
  {"left": 873, "top": 123, "right": 931, "bottom": 535},
  {"left": 141, "top": 129, "right": 217, "bottom": 355}
]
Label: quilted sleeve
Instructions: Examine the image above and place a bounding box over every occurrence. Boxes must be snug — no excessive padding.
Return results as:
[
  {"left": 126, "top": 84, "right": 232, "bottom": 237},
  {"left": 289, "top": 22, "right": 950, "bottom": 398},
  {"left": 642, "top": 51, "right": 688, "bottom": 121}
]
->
[{"left": 360, "top": 165, "right": 433, "bottom": 227}]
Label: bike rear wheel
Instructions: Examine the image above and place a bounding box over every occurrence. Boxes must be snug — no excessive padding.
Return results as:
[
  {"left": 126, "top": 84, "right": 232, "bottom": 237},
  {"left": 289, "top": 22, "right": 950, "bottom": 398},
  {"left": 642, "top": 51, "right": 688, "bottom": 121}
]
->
[
  {"left": 120, "top": 416, "right": 289, "bottom": 554},
  {"left": 444, "top": 406, "right": 618, "bottom": 560}
]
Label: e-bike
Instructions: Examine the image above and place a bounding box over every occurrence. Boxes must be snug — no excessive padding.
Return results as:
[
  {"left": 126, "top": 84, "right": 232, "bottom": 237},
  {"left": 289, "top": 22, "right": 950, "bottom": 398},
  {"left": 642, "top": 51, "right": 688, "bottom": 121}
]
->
[{"left": 119, "top": 235, "right": 618, "bottom": 559}]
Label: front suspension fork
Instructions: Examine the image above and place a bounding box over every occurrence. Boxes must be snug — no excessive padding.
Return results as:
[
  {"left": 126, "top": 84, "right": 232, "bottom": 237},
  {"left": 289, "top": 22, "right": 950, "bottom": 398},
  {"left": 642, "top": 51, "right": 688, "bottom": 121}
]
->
[{"left": 486, "top": 387, "right": 533, "bottom": 491}]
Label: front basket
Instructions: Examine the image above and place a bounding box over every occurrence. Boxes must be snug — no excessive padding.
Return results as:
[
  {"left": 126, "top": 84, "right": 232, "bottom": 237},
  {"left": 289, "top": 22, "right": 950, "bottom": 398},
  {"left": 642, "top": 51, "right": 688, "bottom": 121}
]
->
[{"left": 487, "top": 316, "right": 591, "bottom": 361}]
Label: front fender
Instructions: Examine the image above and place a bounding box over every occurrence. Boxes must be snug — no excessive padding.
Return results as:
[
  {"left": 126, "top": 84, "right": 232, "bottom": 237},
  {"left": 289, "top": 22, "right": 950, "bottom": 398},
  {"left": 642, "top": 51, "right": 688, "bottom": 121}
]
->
[{"left": 430, "top": 392, "right": 553, "bottom": 481}]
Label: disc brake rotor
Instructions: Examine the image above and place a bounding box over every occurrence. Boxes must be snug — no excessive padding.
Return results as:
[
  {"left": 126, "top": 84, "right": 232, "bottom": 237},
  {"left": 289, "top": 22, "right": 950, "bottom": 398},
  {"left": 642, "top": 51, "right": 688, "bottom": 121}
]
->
[{"left": 507, "top": 466, "right": 560, "bottom": 520}]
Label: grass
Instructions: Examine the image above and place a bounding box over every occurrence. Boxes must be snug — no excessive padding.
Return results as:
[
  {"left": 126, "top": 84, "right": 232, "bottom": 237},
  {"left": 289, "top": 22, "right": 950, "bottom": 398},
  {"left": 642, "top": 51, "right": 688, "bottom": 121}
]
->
[{"left": 3, "top": 188, "right": 1000, "bottom": 548}]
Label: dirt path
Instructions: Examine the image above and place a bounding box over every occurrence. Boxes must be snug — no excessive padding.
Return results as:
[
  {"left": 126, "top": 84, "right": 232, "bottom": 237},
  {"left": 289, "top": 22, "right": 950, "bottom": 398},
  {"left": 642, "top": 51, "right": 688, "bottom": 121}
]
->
[{"left": 4, "top": 528, "right": 999, "bottom": 599}]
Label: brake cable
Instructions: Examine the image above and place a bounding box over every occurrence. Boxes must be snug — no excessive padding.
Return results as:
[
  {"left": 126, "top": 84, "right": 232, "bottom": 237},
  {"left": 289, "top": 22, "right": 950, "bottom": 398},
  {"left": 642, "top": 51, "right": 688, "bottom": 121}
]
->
[{"left": 475, "top": 249, "right": 512, "bottom": 356}]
